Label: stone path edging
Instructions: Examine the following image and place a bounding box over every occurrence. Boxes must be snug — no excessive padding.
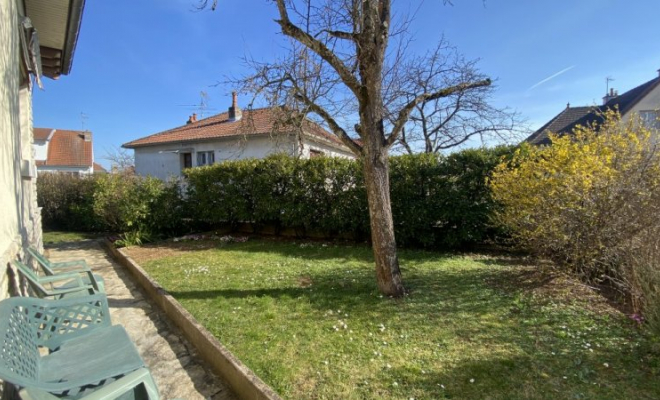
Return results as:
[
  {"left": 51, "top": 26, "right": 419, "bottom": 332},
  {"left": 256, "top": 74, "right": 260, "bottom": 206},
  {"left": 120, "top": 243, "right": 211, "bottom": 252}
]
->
[{"left": 102, "top": 239, "right": 282, "bottom": 400}]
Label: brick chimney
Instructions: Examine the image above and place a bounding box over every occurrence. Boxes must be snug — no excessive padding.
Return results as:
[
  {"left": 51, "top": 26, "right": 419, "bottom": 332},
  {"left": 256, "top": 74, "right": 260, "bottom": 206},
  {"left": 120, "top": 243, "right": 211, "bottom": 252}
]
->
[
  {"left": 602, "top": 88, "right": 618, "bottom": 105},
  {"left": 186, "top": 113, "right": 197, "bottom": 124},
  {"left": 83, "top": 131, "right": 92, "bottom": 142},
  {"left": 228, "top": 91, "right": 242, "bottom": 121}
]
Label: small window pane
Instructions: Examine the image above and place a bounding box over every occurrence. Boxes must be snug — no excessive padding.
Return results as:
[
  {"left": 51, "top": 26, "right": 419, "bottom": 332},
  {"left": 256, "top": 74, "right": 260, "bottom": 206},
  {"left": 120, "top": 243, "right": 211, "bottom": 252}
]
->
[
  {"left": 640, "top": 111, "right": 660, "bottom": 129},
  {"left": 196, "top": 151, "right": 215, "bottom": 166}
]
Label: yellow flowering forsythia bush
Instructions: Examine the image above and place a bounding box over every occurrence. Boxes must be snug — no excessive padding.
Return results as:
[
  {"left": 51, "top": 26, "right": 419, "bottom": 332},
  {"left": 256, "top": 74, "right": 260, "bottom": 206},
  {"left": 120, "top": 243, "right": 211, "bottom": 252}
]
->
[{"left": 490, "top": 110, "right": 660, "bottom": 329}]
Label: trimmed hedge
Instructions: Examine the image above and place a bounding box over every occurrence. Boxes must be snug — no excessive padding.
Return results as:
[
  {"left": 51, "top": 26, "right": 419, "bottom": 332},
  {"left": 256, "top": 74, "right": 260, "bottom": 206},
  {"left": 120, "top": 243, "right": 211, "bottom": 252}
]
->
[
  {"left": 390, "top": 147, "right": 513, "bottom": 248},
  {"left": 37, "top": 147, "right": 513, "bottom": 248},
  {"left": 37, "top": 173, "right": 187, "bottom": 241},
  {"left": 185, "top": 147, "right": 513, "bottom": 248},
  {"left": 185, "top": 154, "right": 369, "bottom": 238},
  {"left": 38, "top": 174, "right": 102, "bottom": 232}
]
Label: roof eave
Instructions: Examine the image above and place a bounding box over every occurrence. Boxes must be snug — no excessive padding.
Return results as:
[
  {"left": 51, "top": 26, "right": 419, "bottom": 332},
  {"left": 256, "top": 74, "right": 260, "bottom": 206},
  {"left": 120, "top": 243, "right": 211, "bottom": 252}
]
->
[
  {"left": 31, "top": 0, "right": 86, "bottom": 78},
  {"left": 60, "top": 0, "right": 86, "bottom": 75},
  {"left": 123, "top": 129, "right": 296, "bottom": 149},
  {"left": 302, "top": 132, "right": 351, "bottom": 151}
]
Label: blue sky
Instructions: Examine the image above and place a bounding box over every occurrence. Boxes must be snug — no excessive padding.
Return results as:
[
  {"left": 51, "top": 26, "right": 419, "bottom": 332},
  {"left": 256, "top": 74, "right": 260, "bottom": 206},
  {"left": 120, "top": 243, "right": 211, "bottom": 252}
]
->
[{"left": 33, "top": 0, "right": 660, "bottom": 168}]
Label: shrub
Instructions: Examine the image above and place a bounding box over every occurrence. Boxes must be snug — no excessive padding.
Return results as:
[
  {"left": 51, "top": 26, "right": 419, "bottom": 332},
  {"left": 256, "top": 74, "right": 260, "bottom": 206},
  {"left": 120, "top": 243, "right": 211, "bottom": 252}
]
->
[
  {"left": 490, "top": 110, "right": 660, "bottom": 332},
  {"left": 37, "top": 174, "right": 103, "bottom": 231},
  {"left": 389, "top": 146, "right": 514, "bottom": 248},
  {"left": 37, "top": 147, "right": 512, "bottom": 250},
  {"left": 186, "top": 148, "right": 512, "bottom": 247},
  {"left": 185, "top": 154, "right": 370, "bottom": 237},
  {"left": 93, "top": 173, "right": 187, "bottom": 243}
]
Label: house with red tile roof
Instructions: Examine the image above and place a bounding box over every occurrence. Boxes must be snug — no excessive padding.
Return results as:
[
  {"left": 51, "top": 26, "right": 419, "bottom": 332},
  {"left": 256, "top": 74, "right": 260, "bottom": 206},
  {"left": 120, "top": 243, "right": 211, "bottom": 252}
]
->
[
  {"left": 122, "top": 93, "right": 356, "bottom": 180},
  {"left": 33, "top": 128, "right": 105, "bottom": 174}
]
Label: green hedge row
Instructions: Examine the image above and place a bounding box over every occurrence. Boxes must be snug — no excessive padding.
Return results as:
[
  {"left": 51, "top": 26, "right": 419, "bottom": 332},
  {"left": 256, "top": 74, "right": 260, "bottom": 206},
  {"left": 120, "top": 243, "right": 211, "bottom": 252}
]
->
[
  {"left": 38, "top": 173, "right": 101, "bottom": 232},
  {"left": 185, "top": 147, "right": 514, "bottom": 248},
  {"left": 38, "top": 173, "right": 186, "bottom": 242},
  {"left": 38, "top": 147, "right": 513, "bottom": 248}
]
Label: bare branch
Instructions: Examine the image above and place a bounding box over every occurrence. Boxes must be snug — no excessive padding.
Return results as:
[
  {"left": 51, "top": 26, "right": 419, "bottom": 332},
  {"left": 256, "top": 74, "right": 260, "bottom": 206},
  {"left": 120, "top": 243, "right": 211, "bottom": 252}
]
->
[
  {"left": 275, "top": 0, "right": 361, "bottom": 96},
  {"left": 386, "top": 79, "right": 491, "bottom": 147},
  {"left": 317, "top": 29, "right": 357, "bottom": 41},
  {"left": 294, "top": 90, "right": 363, "bottom": 156}
]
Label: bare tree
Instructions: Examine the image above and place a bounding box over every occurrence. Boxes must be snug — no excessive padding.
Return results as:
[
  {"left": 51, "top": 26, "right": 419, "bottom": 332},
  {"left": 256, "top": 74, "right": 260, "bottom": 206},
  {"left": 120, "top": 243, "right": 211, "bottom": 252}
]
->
[
  {"left": 389, "top": 39, "right": 523, "bottom": 154},
  {"left": 202, "top": 0, "right": 491, "bottom": 297},
  {"left": 103, "top": 146, "right": 135, "bottom": 174}
]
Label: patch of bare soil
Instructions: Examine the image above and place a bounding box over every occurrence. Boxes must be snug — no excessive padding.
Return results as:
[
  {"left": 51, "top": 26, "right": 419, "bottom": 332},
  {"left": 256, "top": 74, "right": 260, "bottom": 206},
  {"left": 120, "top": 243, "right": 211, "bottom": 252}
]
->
[
  {"left": 123, "top": 240, "right": 221, "bottom": 264},
  {"left": 485, "top": 259, "right": 633, "bottom": 317}
]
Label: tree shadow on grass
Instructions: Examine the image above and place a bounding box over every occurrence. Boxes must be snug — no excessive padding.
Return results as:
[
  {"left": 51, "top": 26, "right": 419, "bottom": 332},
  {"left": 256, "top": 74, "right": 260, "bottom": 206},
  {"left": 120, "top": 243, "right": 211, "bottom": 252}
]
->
[{"left": 169, "top": 265, "right": 518, "bottom": 323}]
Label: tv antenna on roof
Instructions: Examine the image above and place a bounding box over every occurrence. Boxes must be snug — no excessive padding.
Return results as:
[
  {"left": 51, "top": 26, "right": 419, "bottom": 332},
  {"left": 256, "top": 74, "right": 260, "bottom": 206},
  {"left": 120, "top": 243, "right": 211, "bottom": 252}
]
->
[
  {"left": 177, "top": 91, "right": 216, "bottom": 119},
  {"left": 606, "top": 76, "right": 615, "bottom": 94},
  {"left": 80, "top": 112, "right": 89, "bottom": 131}
]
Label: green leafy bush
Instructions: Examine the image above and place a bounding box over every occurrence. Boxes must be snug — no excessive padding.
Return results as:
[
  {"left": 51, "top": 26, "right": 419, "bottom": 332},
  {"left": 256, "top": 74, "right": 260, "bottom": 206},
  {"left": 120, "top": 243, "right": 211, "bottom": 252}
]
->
[
  {"left": 390, "top": 146, "right": 513, "bottom": 248},
  {"left": 38, "top": 147, "right": 512, "bottom": 249},
  {"left": 185, "top": 154, "right": 370, "bottom": 237},
  {"left": 37, "top": 174, "right": 104, "bottom": 231},
  {"left": 38, "top": 172, "right": 187, "bottom": 244},
  {"left": 93, "top": 174, "right": 186, "bottom": 243},
  {"left": 186, "top": 148, "right": 512, "bottom": 248}
]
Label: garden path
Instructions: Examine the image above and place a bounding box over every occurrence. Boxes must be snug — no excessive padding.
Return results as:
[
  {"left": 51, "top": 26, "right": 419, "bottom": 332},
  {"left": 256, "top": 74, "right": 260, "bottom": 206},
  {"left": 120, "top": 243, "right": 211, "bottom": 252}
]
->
[{"left": 45, "top": 240, "right": 237, "bottom": 400}]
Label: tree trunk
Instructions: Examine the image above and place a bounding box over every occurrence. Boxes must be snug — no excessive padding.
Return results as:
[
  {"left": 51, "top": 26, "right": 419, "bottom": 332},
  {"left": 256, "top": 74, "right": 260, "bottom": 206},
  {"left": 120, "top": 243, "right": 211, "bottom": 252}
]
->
[{"left": 362, "top": 143, "right": 405, "bottom": 297}]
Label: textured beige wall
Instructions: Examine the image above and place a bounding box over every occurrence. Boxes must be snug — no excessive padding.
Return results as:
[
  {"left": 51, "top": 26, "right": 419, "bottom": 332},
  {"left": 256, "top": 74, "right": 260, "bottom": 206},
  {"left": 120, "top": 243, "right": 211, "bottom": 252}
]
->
[
  {"left": 0, "top": 0, "right": 41, "bottom": 300},
  {"left": 625, "top": 81, "right": 660, "bottom": 119}
]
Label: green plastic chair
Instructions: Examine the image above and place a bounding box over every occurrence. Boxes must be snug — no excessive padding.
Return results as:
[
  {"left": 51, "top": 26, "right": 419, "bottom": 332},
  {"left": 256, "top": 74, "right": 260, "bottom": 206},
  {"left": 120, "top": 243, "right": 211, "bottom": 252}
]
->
[
  {"left": 27, "top": 247, "right": 105, "bottom": 291},
  {"left": 13, "top": 260, "right": 102, "bottom": 299},
  {"left": 0, "top": 294, "right": 160, "bottom": 400}
]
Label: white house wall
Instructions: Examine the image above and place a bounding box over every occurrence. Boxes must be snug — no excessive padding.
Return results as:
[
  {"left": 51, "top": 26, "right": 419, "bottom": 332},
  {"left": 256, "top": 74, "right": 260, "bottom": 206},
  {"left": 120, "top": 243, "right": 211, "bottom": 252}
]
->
[
  {"left": 37, "top": 166, "right": 93, "bottom": 175},
  {"left": 133, "top": 135, "right": 297, "bottom": 180},
  {"left": 211, "top": 135, "right": 295, "bottom": 162},
  {"left": 0, "top": 0, "right": 41, "bottom": 299},
  {"left": 134, "top": 146, "right": 184, "bottom": 181},
  {"left": 33, "top": 139, "right": 48, "bottom": 160},
  {"left": 624, "top": 82, "right": 660, "bottom": 121},
  {"left": 300, "top": 137, "right": 356, "bottom": 159}
]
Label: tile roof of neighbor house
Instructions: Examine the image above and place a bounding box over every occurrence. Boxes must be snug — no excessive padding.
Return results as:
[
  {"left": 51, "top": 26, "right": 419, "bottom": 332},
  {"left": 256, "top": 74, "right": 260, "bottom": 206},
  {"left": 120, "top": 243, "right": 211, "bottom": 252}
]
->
[
  {"left": 33, "top": 128, "right": 54, "bottom": 141},
  {"left": 526, "top": 75, "right": 660, "bottom": 145},
  {"left": 93, "top": 162, "right": 107, "bottom": 173},
  {"left": 122, "top": 107, "right": 346, "bottom": 149},
  {"left": 36, "top": 129, "right": 93, "bottom": 167}
]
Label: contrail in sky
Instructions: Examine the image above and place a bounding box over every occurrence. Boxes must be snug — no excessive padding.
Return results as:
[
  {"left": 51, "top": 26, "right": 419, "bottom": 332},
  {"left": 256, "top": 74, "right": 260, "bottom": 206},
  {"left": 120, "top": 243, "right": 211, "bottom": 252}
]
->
[{"left": 528, "top": 65, "right": 576, "bottom": 91}]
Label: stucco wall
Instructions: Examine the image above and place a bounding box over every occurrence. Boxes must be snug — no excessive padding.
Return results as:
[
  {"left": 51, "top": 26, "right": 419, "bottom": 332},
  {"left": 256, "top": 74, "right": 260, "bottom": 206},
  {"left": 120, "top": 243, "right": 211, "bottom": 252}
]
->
[
  {"left": 133, "top": 135, "right": 298, "bottom": 181},
  {"left": 133, "top": 133, "right": 357, "bottom": 181},
  {"left": 0, "top": 0, "right": 40, "bottom": 300},
  {"left": 300, "top": 137, "right": 356, "bottom": 159},
  {"left": 624, "top": 80, "right": 660, "bottom": 120},
  {"left": 33, "top": 139, "right": 48, "bottom": 160},
  {"left": 37, "top": 165, "right": 94, "bottom": 175}
]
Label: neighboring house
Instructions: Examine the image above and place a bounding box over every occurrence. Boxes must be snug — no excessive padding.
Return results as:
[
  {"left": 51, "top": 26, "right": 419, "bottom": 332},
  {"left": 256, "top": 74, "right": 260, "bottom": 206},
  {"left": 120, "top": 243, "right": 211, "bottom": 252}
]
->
[
  {"left": 94, "top": 162, "right": 108, "bottom": 174},
  {"left": 0, "top": 0, "right": 85, "bottom": 299},
  {"left": 526, "top": 69, "right": 660, "bottom": 145},
  {"left": 123, "top": 93, "right": 356, "bottom": 180},
  {"left": 33, "top": 128, "right": 105, "bottom": 175}
]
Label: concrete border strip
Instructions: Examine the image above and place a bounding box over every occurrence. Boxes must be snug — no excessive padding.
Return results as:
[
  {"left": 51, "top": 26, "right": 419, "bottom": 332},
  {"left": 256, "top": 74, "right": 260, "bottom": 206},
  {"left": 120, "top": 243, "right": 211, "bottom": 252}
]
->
[{"left": 102, "top": 239, "right": 282, "bottom": 400}]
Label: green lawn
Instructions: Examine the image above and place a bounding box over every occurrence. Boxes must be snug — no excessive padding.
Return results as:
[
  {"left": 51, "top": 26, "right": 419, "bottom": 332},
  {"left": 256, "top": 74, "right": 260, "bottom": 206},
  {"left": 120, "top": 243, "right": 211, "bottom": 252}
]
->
[
  {"left": 42, "top": 230, "right": 100, "bottom": 244},
  {"left": 132, "top": 238, "right": 660, "bottom": 400}
]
